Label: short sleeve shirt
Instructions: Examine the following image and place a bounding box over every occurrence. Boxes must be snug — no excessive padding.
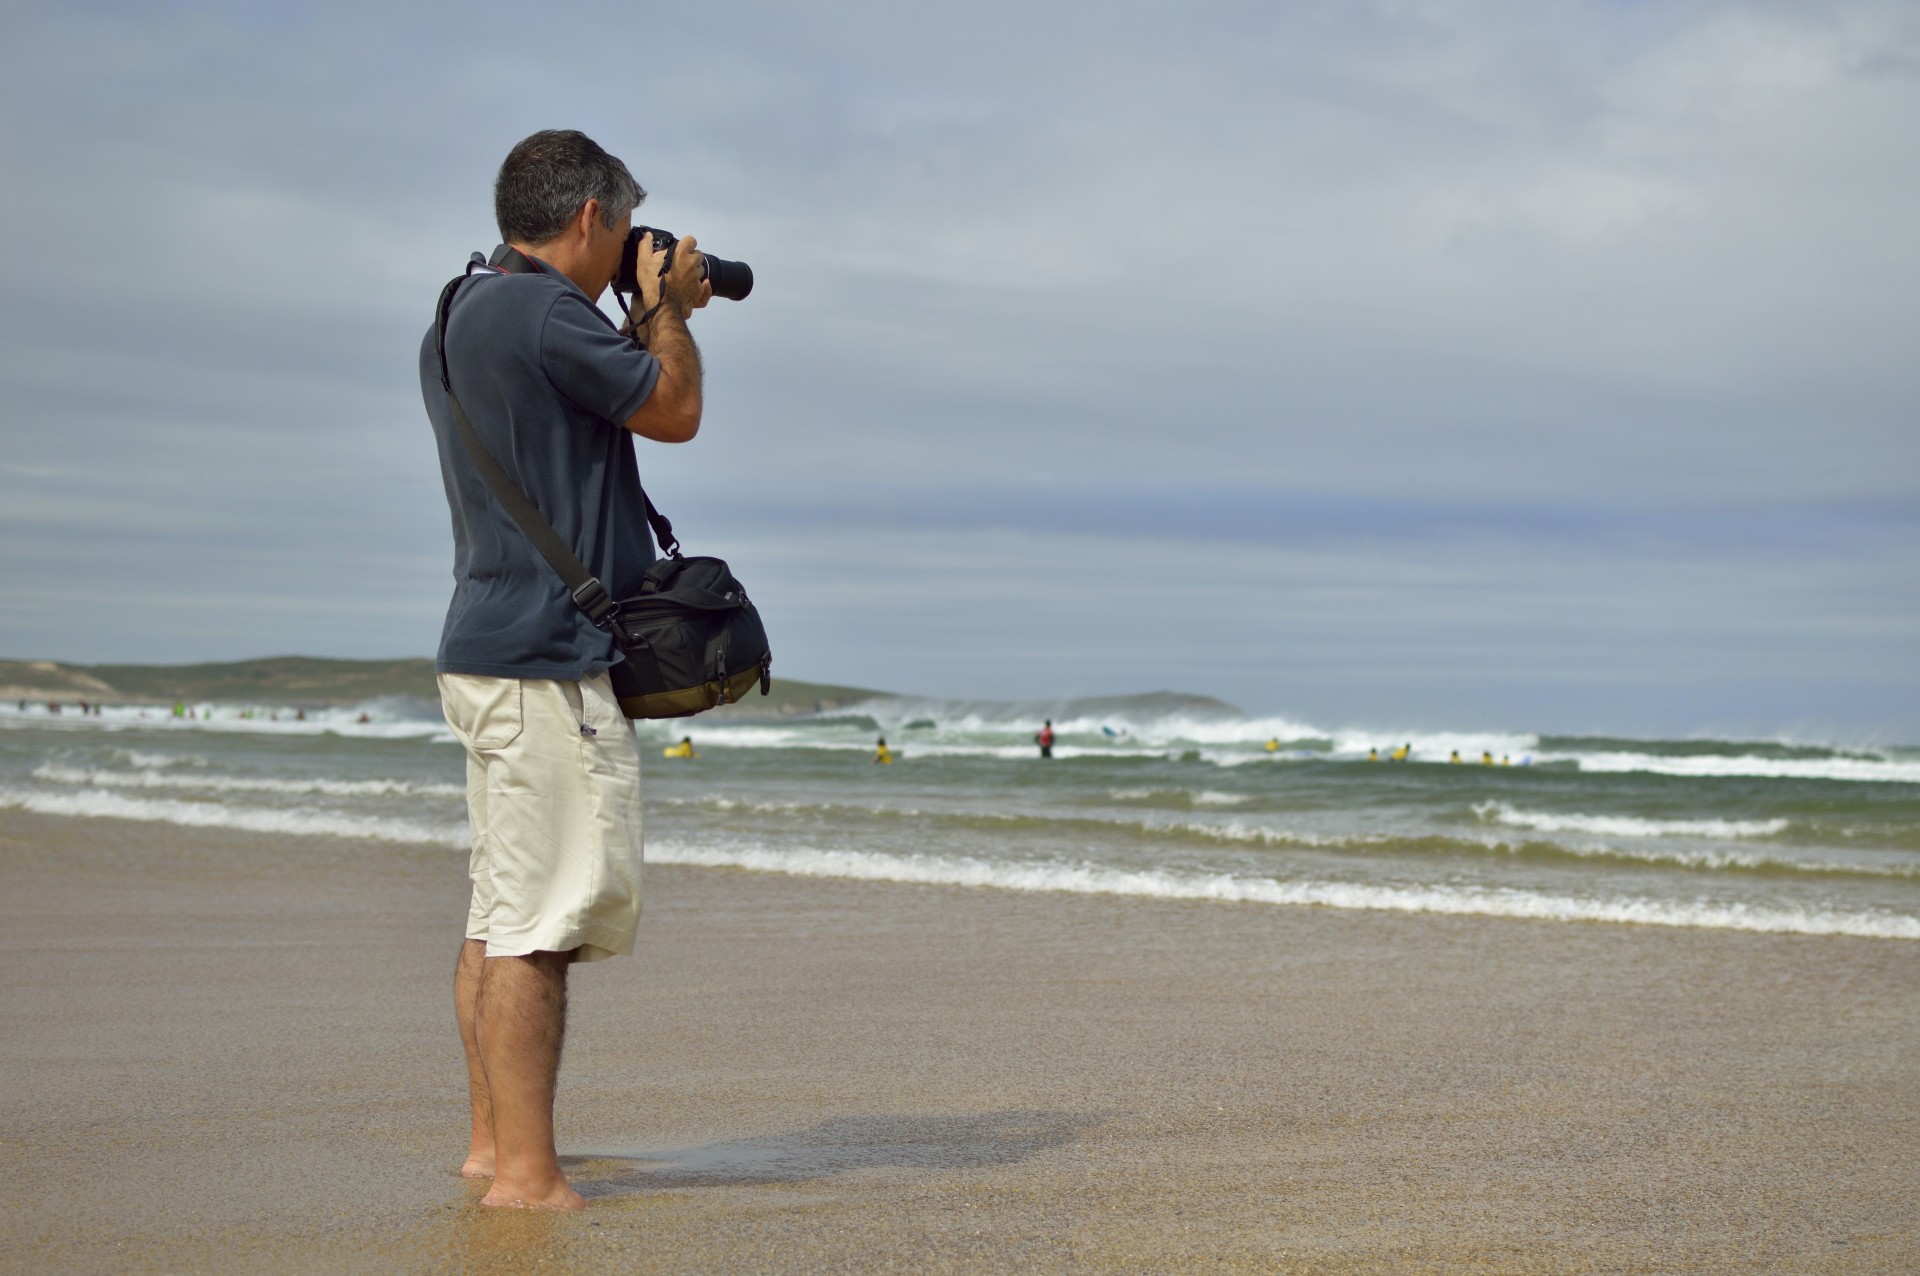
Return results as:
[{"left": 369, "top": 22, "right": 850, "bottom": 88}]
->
[{"left": 418, "top": 249, "right": 661, "bottom": 680}]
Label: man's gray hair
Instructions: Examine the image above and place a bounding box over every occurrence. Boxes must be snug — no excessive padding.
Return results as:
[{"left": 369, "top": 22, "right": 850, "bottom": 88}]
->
[{"left": 495, "top": 130, "right": 645, "bottom": 245}]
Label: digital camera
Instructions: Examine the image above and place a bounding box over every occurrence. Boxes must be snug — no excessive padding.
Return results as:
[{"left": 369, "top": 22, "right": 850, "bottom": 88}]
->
[{"left": 617, "top": 227, "right": 753, "bottom": 301}]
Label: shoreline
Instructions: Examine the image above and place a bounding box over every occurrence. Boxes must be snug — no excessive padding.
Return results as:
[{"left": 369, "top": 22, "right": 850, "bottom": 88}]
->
[{"left": 3, "top": 808, "right": 1918, "bottom": 1272}]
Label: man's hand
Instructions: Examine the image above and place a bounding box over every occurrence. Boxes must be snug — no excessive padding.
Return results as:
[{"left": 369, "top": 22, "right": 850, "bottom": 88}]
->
[{"left": 634, "top": 233, "right": 713, "bottom": 321}]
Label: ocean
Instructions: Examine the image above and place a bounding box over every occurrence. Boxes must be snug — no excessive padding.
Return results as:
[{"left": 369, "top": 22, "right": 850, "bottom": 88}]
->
[{"left": 4, "top": 695, "right": 1917, "bottom": 941}]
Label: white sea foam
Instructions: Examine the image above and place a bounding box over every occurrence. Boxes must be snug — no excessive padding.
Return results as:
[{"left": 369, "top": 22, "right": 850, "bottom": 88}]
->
[
  {"left": 666, "top": 793, "right": 1356, "bottom": 848},
  {"left": 1474, "top": 801, "right": 1789, "bottom": 840},
  {"left": 1547, "top": 751, "right": 1920, "bottom": 785},
  {"left": 31, "top": 764, "right": 465, "bottom": 800},
  {"left": 113, "top": 749, "right": 206, "bottom": 769},
  {"left": 0, "top": 701, "right": 456, "bottom": 744},
  {"left": 648, "top": 840, "right": 1920, "bottom": 940},
  {"left": 1327, "top": 730, "right": 1540, "bottom": 761},
  {"left": 1108, "top": 787, "right": 1251, "bottom": 807},
  {"left": 0, "top": 787, "right": 467, "bottom": 847}
]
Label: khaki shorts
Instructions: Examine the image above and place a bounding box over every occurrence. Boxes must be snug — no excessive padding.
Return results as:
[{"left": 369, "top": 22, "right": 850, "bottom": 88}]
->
[{"left": 438, "top": 671, "right": 644, "bottom": 962}]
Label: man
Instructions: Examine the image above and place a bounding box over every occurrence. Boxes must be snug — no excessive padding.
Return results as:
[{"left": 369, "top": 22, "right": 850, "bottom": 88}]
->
[{"left": 418, "top": 129, "right": 710, "bottom": 1210}]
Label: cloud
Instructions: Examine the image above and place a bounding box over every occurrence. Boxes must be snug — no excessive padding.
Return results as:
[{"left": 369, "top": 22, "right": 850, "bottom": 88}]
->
[{"left": 1, "top": 0, "right": 1916, "bottom": 733}]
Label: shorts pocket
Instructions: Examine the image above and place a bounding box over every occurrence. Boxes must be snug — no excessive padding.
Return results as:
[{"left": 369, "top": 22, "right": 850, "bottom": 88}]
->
[{"left": 439, "top": 674, "right": 524, "bottom": 750}]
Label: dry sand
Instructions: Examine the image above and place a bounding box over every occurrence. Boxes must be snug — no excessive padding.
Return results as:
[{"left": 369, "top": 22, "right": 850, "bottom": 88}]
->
[{"left": 1, "top": 808, "right": 1916, "bottom": 1273}]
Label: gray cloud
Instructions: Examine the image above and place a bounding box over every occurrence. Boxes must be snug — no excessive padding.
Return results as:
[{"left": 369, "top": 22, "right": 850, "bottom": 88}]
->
[{"left": 2, "top": 0, "right": 1915, "bottom": 735}]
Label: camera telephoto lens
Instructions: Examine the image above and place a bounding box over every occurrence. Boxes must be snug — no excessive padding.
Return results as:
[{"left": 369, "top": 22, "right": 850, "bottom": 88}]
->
[
  {"left": 701, "top": 255, "right": 753, "bottom": 301},
  {"left": 617, "top": 227, "right": 753, "bottom": 302}
]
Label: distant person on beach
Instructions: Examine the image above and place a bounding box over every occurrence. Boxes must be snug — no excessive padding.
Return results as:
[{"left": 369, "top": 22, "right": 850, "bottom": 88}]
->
[
  {"left": 420, "top": 130, "right": 712, "bottom": 1211},
  {"left": 1036, "top": 720, "right": 1055, "bottom": 758},
  {"left": 873, "top": 736, "right": 893, "bottom": 765}
]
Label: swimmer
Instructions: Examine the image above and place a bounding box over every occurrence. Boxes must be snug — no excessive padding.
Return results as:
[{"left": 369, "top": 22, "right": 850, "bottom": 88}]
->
[
  {"left": 873, "top": 736, "right": 894, "bottom": 765},
  {"left": 1449, "top": 750, "right": 1461, "bottom": 764},
  {"left": 662, "top": 736, "right": 697, "bottom": 759},
  {"left": 1265, "top": 738, "right": 1280, "bottom": 753},
  {"left": 1391, "top": 743, "right": 1410, "bottom": 762},
  {"left": 1480, "top": 751, "right": 1493, "bottom": 766},
  {"left": 1368, "top": 748, "right": 1378, "bottom": 762}
]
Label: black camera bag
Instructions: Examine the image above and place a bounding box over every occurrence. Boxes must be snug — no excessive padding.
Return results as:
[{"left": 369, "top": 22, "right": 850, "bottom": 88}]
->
[{"left": 433, "top": 253, "right": 771, "bottom": 719}]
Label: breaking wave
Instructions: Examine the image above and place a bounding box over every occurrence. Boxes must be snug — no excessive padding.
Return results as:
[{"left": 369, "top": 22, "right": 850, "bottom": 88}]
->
[
  {"left": 31, "top": 763, "right": 464, "bottom": 800},
  {"left": 1473, "top": 801, "right": 1789, "bottom": 840},
  {"left": 649, "top": 840, "right": 1920, "bottom": 940},
  {"left": 0, "top": 787, "right": 467, "bottom": 847}
]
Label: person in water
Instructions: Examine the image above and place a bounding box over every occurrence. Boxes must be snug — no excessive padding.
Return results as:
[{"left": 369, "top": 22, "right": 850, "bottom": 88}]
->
[
  {"left": 1265, "top": 738, "right": 1280, "bottom": 753},
  {"left": 873, "top": 736, "right": 893, "bottom": 765},
  {"left": 1481, "top": 751, "right": 1494, "bottom": 766},
  {"left": 1368, "top": 747, "right": 1379, "bottom": 762},
  {"left": 663, "top": 736, "right": 697, "bottom": 759},
  {"left": 1392, "top": 743, "right": 1410, "bottom": 762},
  {"left": 1036, "top": 720, "right": 1055, "bottom": 759},
  {"left": 1449, "top": 750, "right": 1462, "bottom": 764}
]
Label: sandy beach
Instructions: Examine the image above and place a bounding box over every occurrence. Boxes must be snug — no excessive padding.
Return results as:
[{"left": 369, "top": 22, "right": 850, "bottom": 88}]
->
[{"left": 1, "top": 808, "right": 1915, "bottom": 1273}]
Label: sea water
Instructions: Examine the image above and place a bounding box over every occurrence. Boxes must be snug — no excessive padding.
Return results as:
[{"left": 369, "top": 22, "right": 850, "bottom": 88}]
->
[{"left": 3, "top": 697, "right": 1917, "bottom": 940}]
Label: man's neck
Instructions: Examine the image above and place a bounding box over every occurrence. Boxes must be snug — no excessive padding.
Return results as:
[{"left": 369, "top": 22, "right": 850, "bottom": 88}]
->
[{"left": 507, "top": 240, "right": 602, "bottom": 300}]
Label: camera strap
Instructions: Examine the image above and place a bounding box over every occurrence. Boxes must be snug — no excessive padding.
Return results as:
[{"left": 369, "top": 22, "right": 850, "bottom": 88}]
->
[{"left": 433, "top": 263, "right": 684, "bottom": 634}]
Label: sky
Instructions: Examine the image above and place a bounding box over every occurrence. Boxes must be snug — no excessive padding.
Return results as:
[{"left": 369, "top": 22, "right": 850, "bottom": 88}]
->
[{"left": 1, "top": 0, "right": 1916, "bottom": 738}]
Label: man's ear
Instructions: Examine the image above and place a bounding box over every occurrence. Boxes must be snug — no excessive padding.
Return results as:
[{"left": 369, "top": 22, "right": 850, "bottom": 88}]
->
[{"left": 576, "top": 198, "right": 602, "bottom": 242}]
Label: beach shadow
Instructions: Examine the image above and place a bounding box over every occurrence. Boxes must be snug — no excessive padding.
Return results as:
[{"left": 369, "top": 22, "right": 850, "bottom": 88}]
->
[{"left": 561, "top": 1109, "right": 1101, "bottom": 1199}]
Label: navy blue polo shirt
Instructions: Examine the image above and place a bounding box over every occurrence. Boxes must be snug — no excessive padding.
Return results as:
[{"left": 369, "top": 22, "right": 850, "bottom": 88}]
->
[{"left": 419, "top": 249, "right": 662, "bottom": 680}]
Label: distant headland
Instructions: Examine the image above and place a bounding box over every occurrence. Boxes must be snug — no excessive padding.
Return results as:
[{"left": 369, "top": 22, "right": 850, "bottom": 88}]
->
[
  {"left": 0, "top": 657, "right": 885, "bottom": 720},
  {"left": 0, "top": 656, "right": 1244, "bottom": 725}
]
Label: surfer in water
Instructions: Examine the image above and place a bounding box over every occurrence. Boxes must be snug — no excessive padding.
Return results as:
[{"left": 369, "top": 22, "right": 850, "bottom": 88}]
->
[{"left": 1036, "top": 720, "right": 1055, "bottom": 759}]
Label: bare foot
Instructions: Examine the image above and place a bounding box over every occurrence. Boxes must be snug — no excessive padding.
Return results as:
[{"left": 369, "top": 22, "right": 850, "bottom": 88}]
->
[
  {"left": 459, "top": 1155, "right": 495, "bottom": 1180},
  {"left": 479, "top": 1177, "right": 586, "bottom": 1211}
]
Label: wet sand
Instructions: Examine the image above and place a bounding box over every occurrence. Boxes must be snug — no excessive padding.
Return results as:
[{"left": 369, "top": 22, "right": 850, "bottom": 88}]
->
[{"left": 1, "top": 809, "right": 1916, "bottom": 1273}]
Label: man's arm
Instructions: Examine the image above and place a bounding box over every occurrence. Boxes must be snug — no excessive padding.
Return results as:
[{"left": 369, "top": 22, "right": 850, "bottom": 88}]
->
[
  {"left": 625, "top": 307, "right": 701, "bottom": 442},
  {"left": 623, "top": 234, "right": 709, "bottom": 444}
]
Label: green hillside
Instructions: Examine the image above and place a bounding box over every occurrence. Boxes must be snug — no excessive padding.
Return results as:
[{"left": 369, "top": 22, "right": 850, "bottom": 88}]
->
[{"left": 0, "top": 656, "right": 886, "bottom": 715}]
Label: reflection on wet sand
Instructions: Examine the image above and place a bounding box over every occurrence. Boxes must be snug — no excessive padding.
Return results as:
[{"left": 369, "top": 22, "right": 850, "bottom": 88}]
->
[
  {"left": 563, "top": 1110, "right": 1101, "bottom": 1198},
  {"left": 396, "top": 1111, "right": 1099, "bottom": 1273}
]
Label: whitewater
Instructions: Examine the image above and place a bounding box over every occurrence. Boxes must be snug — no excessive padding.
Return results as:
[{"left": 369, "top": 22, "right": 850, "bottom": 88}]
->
[{"left": 2, "top": 696, "right": 1917, "bottom": 939}]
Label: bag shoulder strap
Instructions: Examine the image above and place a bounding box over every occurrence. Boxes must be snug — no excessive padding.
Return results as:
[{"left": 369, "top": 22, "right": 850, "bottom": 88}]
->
[
  {"left": 478, "top": 247, "right": 683, "bottom": 558},
  {"left": 433, "top": 258, "right": 680, "bottom": 629}
]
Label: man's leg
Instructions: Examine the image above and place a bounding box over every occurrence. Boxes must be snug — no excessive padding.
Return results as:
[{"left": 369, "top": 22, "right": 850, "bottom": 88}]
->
[
  {"left": 475, "top": 949, "right": 585, "bottom": 1210},
  {"left": 453, "top": 938, "right": 493, "bottom": 1178}
]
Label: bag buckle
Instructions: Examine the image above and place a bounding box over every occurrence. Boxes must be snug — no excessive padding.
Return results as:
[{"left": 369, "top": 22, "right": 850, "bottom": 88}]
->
[{"left": 571, "top": 578, "right": 619, "bottom": 628}]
